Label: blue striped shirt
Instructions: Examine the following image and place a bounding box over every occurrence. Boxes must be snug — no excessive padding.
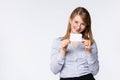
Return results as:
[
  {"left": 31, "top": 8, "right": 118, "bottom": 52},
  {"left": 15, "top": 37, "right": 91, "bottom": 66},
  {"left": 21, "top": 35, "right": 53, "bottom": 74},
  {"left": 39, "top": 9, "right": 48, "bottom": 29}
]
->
[{"left": 50, "top": 37, "right": 99, "bottom": 78}]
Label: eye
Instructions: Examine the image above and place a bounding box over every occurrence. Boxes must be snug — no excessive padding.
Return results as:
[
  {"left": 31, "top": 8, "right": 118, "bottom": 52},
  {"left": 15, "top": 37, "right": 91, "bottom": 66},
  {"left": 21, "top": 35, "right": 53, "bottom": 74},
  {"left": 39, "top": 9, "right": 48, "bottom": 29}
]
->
[
  {"left": 81, "top": 23, "right": 86, "bottom": 26},
  {"left": 75, "top": 21, "right": 78, "bottom": 24}
]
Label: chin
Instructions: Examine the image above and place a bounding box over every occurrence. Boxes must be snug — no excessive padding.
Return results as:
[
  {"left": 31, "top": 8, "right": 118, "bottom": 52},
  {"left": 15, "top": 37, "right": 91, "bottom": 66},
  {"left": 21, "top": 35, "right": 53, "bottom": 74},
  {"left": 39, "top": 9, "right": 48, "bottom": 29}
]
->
[
  {"left": 74, "top": 31, "right": 81, "bottom": 34},
  {"left": 72, "top": 32, "right": 80, "bottom": 34},
  {"left": 72, "top": 30, "right": 81, "bottom": 34}
]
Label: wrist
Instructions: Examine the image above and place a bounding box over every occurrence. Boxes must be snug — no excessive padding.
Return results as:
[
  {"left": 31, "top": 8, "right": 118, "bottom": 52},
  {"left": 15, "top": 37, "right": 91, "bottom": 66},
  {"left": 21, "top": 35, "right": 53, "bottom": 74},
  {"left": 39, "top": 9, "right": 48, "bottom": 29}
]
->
[
  {"left": 85, "top": 49, "right": 91, "bottom": 54},
  {"left": 60, "top": 48, "right": 66, "bottom": 56}
]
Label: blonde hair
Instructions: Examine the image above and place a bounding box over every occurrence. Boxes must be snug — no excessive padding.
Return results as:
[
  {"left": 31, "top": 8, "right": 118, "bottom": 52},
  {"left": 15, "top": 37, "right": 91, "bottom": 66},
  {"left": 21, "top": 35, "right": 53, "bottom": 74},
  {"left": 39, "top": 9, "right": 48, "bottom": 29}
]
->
[{"left": 62, "top": 7, "right": 94, "bottom": 45}]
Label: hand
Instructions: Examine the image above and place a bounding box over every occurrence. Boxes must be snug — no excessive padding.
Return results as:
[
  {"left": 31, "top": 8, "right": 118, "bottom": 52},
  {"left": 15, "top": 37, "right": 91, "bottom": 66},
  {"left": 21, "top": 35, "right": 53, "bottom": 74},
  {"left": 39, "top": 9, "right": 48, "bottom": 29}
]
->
[
  {"left": 82, "top": 39, "right": 91, "bottom": 54},
  {"left": 60, "top": 39, "right": 70, "bottom": 56}
]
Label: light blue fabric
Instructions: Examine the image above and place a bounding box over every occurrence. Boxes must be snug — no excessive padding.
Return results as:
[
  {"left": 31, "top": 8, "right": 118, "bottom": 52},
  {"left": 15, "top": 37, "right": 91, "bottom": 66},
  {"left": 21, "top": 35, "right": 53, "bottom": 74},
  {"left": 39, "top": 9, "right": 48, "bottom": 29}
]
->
[{"left": 50, "top": 37, "right": 99, "bottom": 78}]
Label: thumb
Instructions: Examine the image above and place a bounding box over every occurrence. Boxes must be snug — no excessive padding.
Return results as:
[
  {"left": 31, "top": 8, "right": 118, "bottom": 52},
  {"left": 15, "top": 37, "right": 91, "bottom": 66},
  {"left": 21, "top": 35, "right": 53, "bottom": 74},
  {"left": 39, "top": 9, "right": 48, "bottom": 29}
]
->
[{"left": 82, "top": 39, "right": 85, "bottom": 43}]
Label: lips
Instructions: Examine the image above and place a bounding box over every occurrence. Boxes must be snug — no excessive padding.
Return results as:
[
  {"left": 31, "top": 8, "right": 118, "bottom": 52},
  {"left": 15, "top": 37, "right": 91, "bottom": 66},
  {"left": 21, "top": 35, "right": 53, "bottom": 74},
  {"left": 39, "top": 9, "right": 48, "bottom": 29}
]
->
[
  {"left": 73, "top": 27, "right": 80, "bottom": 33},
  {"left": 76, "top": 30, "right": 80, "bottom": 33},
  {"left": 73, "top": 29, "right": 80, "bottom": 33},
  {"left": 76, "top": 28, "right": 80, "bottom": 31}
]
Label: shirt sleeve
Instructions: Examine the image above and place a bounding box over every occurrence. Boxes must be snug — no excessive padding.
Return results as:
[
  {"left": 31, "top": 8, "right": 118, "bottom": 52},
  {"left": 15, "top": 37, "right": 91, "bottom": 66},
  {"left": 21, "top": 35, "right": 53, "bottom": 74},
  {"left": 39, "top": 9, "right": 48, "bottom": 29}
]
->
[
  {"left": 50, "top": 38, "right": 65, "bottom": 75},
  {"left": 86, "top": 41, "right": 99, "bottom": 76}
]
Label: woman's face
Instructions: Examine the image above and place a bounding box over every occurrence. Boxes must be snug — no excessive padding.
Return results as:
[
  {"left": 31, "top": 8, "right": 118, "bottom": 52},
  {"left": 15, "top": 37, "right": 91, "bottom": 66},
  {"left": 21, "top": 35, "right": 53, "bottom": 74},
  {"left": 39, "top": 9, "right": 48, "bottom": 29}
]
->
[{"left": 70, "top": 15, "right": 86, "bottom": 34}]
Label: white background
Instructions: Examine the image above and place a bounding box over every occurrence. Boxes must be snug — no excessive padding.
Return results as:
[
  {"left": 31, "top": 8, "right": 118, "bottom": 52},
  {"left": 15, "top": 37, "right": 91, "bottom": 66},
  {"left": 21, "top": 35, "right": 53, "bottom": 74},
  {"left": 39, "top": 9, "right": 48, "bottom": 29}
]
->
[{"left": 0, "top": 0, "right": 120, "bottom": 80}]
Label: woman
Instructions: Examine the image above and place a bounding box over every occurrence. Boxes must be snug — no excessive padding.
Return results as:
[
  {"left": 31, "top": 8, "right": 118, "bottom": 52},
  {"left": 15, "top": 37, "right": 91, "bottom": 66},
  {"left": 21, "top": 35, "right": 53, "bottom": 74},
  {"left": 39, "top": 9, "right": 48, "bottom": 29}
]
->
[{"left": 50, "top": 7, "right": 99, "bottom": 80}]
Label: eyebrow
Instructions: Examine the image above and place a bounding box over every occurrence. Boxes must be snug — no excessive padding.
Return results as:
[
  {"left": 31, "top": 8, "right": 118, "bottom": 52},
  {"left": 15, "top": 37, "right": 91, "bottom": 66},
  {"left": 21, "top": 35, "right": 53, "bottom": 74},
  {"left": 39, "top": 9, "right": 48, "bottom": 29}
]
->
[{"left": 75, "top": 20, "right": 86, "bottom": 24}]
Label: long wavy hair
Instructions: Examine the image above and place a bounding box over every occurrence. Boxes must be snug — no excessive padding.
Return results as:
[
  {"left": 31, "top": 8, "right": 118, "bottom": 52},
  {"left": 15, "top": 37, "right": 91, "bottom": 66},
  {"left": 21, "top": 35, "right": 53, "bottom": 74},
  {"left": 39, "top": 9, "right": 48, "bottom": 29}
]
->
[{"left": 62, "top": 7, "right": 94, "bottom": 45}]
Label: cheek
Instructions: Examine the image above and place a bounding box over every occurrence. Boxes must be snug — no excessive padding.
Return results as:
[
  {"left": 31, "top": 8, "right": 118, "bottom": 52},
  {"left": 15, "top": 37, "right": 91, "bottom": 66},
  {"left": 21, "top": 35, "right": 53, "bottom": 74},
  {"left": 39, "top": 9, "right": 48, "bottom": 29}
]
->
[
  {"left": 71, "top": 22, "right": 77, "bottom": 27},
  {"left": 70, "top": 23, "right": 76, "bottom": 30},
  {"left": 81, "top": 26, "right": 86, "bottom": 31},
  {"left": 71, "top": 26, "right": 74, "bottom": 31},
  {"left": 71, "top": 25, "right": 76, "bottom": 32}
]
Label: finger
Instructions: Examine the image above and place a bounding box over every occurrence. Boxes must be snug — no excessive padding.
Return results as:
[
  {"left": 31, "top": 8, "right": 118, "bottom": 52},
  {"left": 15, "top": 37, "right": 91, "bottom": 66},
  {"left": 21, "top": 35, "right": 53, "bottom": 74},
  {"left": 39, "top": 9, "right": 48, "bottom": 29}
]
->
[
  {"left": 89, "top": 40, "right": 91, "bottom": 46},
  {"left": 63, "top": 44, "right": 67, "bottom": 48},
  {"left": 65, "top": 39, "right": 70, "bottom": 45},
  {"left": 82, "top": 39, "right": 86, "bottom": 43},
  {"left": 85, "top": 44, "right": 89, "bottom": 47}
]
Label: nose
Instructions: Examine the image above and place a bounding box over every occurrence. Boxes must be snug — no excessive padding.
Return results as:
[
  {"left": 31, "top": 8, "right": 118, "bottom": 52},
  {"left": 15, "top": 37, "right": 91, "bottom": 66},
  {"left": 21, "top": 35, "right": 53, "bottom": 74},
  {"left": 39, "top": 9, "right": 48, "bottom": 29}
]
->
[
  {"left": 77, "top": 26, "right": 81, "bottom": 29},
  {"left": 77, "top": 23, "right": 81, "bottom": 29}
]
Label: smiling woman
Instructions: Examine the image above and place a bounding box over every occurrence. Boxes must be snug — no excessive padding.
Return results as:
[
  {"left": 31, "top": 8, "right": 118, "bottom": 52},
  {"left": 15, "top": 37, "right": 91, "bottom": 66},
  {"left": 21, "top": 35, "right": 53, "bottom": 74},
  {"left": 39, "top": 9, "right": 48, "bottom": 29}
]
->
[
  {"left": 50, "top": 7, "right": 99, "bottom": 80},
  {"left": 70, "top": 15, "right": 86, "bottom": 34}
]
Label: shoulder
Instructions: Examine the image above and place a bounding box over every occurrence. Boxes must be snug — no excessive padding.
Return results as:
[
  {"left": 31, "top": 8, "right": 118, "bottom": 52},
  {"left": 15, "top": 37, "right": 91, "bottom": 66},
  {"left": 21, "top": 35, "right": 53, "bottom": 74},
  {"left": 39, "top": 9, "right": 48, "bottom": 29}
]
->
[
  {"left": 52, "top": 37, "right": 63, "bottom": 47},
  {"left": 91, "top": 40, "right": 98, "bottom": 49},
  {"left": 53, "top": 37, "right": 63, "bottom": 43}
]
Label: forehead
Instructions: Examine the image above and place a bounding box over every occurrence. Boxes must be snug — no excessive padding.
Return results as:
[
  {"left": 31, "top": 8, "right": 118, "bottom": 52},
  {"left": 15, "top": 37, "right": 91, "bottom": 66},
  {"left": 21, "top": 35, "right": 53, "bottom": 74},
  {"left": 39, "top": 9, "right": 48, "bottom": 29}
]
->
[{"left": 72, "top": 15, "right": 84, "bottom": 23}]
